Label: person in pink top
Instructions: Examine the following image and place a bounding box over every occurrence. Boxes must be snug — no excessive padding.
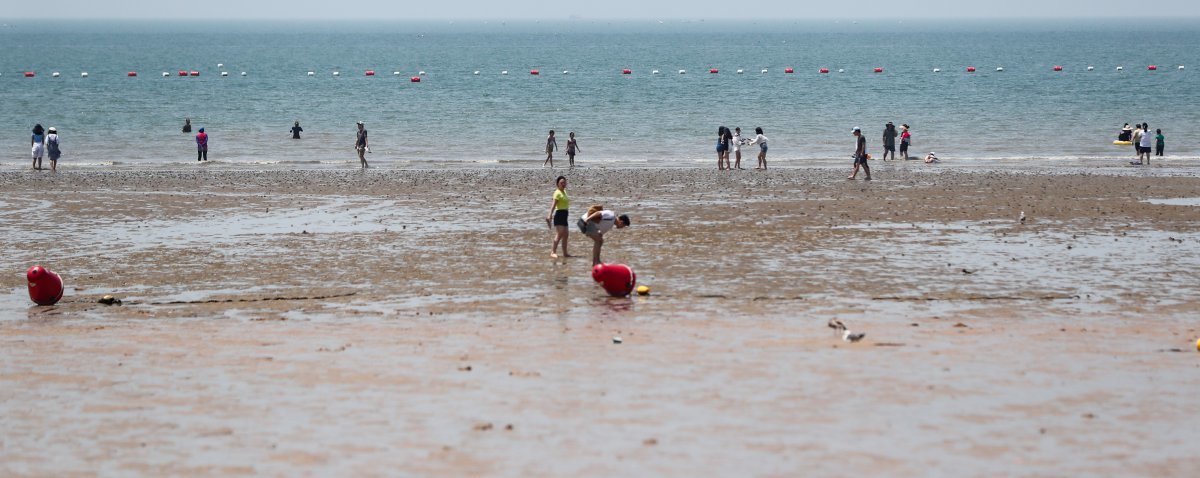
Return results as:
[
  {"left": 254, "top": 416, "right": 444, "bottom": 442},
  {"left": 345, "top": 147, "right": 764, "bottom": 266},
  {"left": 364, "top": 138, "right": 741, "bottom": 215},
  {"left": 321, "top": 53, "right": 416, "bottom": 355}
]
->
[
  {"left": 195, "top": 127, "right": 208, "bottom": 162},
  {"left": 899, "top": 124, "right": 912, "bottom": 160}
]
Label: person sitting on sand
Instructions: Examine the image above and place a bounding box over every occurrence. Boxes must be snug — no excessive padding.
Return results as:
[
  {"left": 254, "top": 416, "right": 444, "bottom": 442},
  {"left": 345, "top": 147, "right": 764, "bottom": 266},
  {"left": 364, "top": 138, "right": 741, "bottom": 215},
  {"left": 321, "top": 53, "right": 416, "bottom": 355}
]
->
[
  {"left": 578, "top": 205, "right": 631, "bottom": 266},
  {"left": 924, "top": 151, "right": 940, "bottom": 163}
]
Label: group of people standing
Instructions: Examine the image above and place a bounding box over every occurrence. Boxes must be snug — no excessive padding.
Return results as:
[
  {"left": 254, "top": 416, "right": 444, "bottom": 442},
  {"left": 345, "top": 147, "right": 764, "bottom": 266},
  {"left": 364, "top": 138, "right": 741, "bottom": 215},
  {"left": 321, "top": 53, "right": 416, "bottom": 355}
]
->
[
  {"left": 29, "top": 124, "right": 63, "bottom": 171},
  {"left": 716, "top": 126, "right": 769, "bottom": 170},
  {"left": 546, "top": 175, "right": 631, "bottom": 266},
  {"left": 1119, "top": 123, "right": 1164, "bottom": 165},
  {"left": 543, "top": 130, "right": 580, "bottom": 168}
]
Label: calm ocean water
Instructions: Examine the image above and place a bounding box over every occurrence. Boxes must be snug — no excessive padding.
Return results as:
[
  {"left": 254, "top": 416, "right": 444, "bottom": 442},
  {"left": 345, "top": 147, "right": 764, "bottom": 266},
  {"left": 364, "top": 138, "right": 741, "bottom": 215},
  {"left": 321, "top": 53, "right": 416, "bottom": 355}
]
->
[{"left": 1, "top": 19, "right": 1198, "bottom": 169}]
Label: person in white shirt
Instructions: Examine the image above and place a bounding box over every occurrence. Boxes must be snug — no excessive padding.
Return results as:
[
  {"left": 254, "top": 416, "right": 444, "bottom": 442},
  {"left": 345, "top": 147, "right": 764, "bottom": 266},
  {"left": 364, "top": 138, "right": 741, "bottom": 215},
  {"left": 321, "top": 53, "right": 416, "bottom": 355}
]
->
[
  {"left": 578, "top": 206, "right": 631, "bottom": 266},
  {"left": 732, "top": 127, "right": 744, "bottom": 170},
  {"left": 1136, "top": 122, "right": 1153, "bottom": 165},
  {"left": 747, "top": 127, "right": 769, "bottom": 170}
]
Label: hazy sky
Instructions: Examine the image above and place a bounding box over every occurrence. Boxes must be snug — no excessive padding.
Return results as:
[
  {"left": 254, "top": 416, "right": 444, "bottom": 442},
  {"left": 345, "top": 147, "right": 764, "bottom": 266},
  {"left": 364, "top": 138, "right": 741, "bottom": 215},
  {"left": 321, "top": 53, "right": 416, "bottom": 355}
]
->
[{"left": 4, "top": 0, "right": 1198, "bottom": 20}]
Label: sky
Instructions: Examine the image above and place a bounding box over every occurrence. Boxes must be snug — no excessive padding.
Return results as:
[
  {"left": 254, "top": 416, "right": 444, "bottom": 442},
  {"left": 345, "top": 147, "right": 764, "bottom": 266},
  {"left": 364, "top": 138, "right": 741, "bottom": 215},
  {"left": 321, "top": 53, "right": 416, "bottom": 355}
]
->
[{"left": 2, "top": 0, "right": 1198, "bottom": 20}]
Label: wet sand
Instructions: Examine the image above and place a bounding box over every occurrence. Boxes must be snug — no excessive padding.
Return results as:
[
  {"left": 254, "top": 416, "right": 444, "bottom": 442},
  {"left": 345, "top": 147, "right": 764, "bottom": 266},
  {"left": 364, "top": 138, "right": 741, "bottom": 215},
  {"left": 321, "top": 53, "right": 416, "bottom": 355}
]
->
[{"left": 2, "top": 165, "right": 1200, "bottom": 476}]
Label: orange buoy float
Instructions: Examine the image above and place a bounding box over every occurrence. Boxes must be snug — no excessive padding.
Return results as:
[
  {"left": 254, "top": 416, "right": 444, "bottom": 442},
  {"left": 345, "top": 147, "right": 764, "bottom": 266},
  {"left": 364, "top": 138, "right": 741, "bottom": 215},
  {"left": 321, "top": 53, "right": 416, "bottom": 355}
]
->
[
  {"left": 592, "top": 263, "right": 637, "bottom": 298},
  {"left": 966, "top": 66, "right": 976, "bottom": 72},
  {"left": 1147, "top": 65, "right": 1157, "bottom": 71},
  {"left": 709, "top": 68, "right": 719, "bottom": 73},
  {"left": 410, "top": 76, "right": 421, "bottom": 82},
  {"left": 874, "top": 67, "right": 884, "bottom": 73},
  {"left": 530, "top": 69, "right": 540, "bottom": 75},
  {"left": 27, "top": 265, "right": 64, "bottom": 306},
  {"left": 622, "top": 69, "right": 632, "bottom": 74},
  {"left": 1053, "top": 65, "right": 1063, "bottom": 71},
  {"left": 365, "top": 70, "right": 375, "bottom": 76},
  {"left": 127, "top": 71, "right": 137, "bottom": 77},
  {"left": 24, "top": 71, "right": 35, "bottom": 77},
  {"left": 784, "top": 67, "right": 794, "bottom": 73},
  {"left": 819, "top": 68, "right": 830, "bottom": 74}
]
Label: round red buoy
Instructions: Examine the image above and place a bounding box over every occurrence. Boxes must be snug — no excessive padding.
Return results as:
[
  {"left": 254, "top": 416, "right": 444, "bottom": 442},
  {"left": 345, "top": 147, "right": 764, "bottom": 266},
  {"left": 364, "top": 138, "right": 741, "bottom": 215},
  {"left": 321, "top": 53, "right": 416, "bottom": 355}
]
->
[
  {"left": 127, "top": 71, "right": 137, "bottom": 77},
  {"left": 365, "top": 70, "right": 375, "bottom": 76},
  {"left": 178, "top": 70, "right": 188, "bottom": 76},
  {"left": 966, "top": 66, "right": 976, "bottom": 72},
  {"left": 874, "top": 67, "right": 884, "bottom": 73},
  {"left": 819, "top": 68, "right": 830, "bottom": 74},
  {"left": 1147, "top": 65, "right": 1157, "bottom": 71},
  {"left": 410, "top": 76, "right": 421, "bottom": 82},
  {"left": 784, "top": 68, "right": 794, "bottom": 74},
  {"left": 189, "top": 71, "right": 200, "bottom": 76},
  {"left": 709, "top": 68, "right": 719, "bottom": 74},
  {"left": 622, "top": 69, "right": 632, "bottom": 75},
  {"left": 24, "top": 71, "right": 35, "bottom": 77},
  {"left": 1053, "top": 65, "right": 1063, "bottom": 71},
  {"left": 26, "top": 265, "right": 64, "bottom": 306},
  {"left": 592, "top": 263, "right": 637, "bottom": 298},
  {"left": 530, "top": 70, "right": 540, "bottom": 75}
]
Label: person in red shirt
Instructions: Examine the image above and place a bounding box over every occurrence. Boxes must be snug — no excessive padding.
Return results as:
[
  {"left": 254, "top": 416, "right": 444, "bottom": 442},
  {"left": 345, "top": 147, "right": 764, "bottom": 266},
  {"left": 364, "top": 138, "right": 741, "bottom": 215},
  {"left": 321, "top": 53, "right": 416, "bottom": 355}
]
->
[
  {"left": 899, "top": 124, "right": 912, "bottom": 160},
  {"left": 196, "top": 127, "right": 208, "bottom": 161}
]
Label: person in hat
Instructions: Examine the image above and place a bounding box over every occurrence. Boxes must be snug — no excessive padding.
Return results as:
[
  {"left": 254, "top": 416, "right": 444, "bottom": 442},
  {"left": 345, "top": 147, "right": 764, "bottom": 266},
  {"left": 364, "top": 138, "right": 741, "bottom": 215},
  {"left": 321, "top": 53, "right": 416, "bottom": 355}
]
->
[
  {"left": 195, "top": 127, "right": 208, "bottom": 161},
  {"left": 924, "top": 151, "right": 940, "bottom": 163},
  {"left": 355, "top": 121, "right": 369, "bottom": 168},
  {"left": 848, "top": 127, "right": 871, "bottom": 180},
  {"left": 882, "top": 122, "right": 897, "bottom": 160},
  {"left": 899, "top": 124, "right": 912, "bottom": 160},
  {"left": 46, "top": 127, "right": 62, "bottom": 171}
]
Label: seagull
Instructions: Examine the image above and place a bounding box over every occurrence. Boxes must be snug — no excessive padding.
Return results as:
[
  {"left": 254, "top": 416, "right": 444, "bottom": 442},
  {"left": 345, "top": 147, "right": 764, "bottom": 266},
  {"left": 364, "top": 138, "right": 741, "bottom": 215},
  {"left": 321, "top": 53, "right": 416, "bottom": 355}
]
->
[
  {"left": 1019, "top": 211, "right": 1026, "bottom": 224},
  {"left": 828, "top": 319, "right": 866, "bottom": 342}
]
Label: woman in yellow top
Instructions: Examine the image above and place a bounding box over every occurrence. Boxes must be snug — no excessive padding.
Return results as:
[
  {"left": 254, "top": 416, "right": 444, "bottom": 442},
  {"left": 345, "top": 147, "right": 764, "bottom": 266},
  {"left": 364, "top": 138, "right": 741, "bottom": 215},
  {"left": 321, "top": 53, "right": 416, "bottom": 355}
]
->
[{"left": 545, "top": 176, "right": 573, "bottom": 258}]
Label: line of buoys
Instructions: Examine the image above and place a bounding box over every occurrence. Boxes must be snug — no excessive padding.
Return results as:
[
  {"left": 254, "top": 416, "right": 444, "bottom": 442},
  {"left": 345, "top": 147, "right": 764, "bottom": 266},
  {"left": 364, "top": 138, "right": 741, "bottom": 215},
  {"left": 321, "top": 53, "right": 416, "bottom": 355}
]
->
[
  {"left": 996, "top": 67, "right": 1004, "bottom": 72},
  {"left": 874, "top": 67, "right": 883, "bottom": 73},
  {"left": 932, "top": 68, "right": 941, "bottom": 72},
  {"left": 332, "top": 71, "right": 339, "bottom": 76},
  {"left": 473, "top": 70, "right": 480, "bottom": 75},
  {"left": 308, "top": 71, "right": 315, "bottom": 76},
  {"left": 651, "top": 70, "right": 659, "bottom": 74},
  {"left": 220, "top": 71, "right": 229, "bottom": 76},
  {"left": 1147, "top": 65, "right": 1157, "bottom": 71},
  {"left": 838, "top": 69, "right": 845, "bottom": 73},
  {"left": 217, "top": 63, "right": 223, "bottom": 69},
  {"left": 179, "top": 70, "right": 188, "bottom": 76},
  {"left": 190, "top": 71, "right": 199, "bottom": 76},
  {"left": 1116, "top": 66, "right": 1123, "bottom": 71},
  {"left": 784, "top": 68, "right": 794, "bottom": 73},
  {"left": 820, "top": 68, "right": 829, "bottom": 74},
  {"left": 679, "top": 69, "right": 686, "bottom": 74},
  {"left": 501, "top": 70, "right": 508, "bottom": 75},
  {"left": 736, "top": 69, "right": 744, "bottom": 74},
  {"left": 1180, "top": 65, "right": 1186, "bottom": 70},
  {"left": 80, "top": 72, "right": 88, "bottom": 77},
  {"left": 709, "top": 68, "right": 718, "bottom": 74}
]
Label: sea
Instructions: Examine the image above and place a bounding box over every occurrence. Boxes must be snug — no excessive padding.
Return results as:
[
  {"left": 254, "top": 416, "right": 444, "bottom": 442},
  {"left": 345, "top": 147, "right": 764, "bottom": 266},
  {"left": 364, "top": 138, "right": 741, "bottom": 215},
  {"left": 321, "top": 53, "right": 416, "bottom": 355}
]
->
[{"left": 1, "top": 19, "right": 1198, "bottom": 170}]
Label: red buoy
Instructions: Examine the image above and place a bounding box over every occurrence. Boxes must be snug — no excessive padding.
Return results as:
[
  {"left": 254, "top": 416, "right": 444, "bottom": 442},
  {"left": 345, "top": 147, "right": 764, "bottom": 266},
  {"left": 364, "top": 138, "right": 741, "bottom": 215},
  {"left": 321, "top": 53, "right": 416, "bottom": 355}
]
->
[
  {"left": 784, "top": 68, "right": 794, "bottom": 74},
  {"left": 178, "top": 70, "right": 188, "bottom": 76},
  {"left": 592, "top": 263, "right": 637, "bottom": 298},
  {"left": 819, "top": 68, "right": 830, "bottom": 74},
  {"left": 1053, "top": 65, "right": 1063, "bottom": 71},
  {"left": 966, "top": 66, "right": 976, "bottom": 72},
  {"left": 530, "top": 70, "right": 540, "bottom": 75},
  {"left": 874, "top": 67, "right": 884, "bottom": 73},
  {"left": 709, "top": 68, "right": 719, "bottom": 74},
  {"left": 26, "top": 265, "right": 64, "bottom": 306},
  {"left": 189, "top": 71, "right": 200, "bottom": 76},
  {"left": 127, "top": 71, "right": 138, "bottom": 77},
  {"left": 24, "top": 71, "right": 35, "bottom": 77},
  {"left": 1148, "top": 65, "right": 1157, "bottom": 71},
  {"left": 410, "top": 76, "right": 421, "bottom": 82},
  {"left": 622, "top": 69, "right": 632, "bottom": 74},
  {"left": 365, "top": 70, "right": 375, "bottom": 76}
]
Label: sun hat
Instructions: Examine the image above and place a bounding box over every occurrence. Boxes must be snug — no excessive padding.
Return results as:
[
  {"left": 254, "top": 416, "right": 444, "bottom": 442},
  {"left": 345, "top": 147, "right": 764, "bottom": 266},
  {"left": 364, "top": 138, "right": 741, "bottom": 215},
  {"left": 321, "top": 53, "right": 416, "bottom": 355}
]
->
[
  {"left": 852, "top": 127, "right": 861, "bottom": 133},
  {"left": 48, "top": 127, "right": 56, "bottom": 132}
]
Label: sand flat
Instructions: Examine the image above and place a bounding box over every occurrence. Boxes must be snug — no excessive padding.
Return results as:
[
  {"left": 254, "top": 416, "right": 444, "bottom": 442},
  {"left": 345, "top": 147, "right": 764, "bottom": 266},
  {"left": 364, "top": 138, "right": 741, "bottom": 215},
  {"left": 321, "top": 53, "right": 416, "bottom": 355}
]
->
[{"left": 2, "top": 166, "right": 1199, "bottom": 476}]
